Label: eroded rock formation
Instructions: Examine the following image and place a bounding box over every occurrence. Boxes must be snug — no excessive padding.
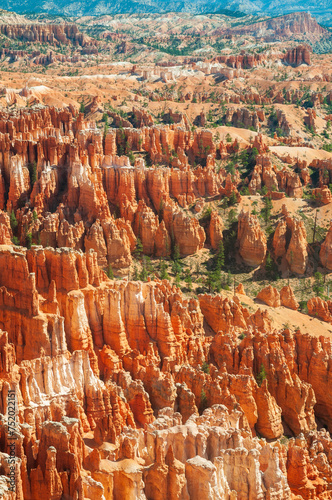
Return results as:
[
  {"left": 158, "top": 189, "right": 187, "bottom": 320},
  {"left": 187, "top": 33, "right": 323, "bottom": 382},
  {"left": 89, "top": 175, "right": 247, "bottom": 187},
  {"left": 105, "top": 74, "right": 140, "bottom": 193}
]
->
[{"left": 0, "top": 73, "right": 332, "bottom": 499}]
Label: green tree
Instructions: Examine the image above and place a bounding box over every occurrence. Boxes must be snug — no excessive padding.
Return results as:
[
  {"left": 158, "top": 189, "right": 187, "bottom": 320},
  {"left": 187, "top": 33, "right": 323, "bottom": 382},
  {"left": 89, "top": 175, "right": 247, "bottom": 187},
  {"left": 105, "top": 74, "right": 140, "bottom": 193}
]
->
[
  {"left": 32, "top": 210, "right": 38, "bottom": 221},
  {"left": 205, "top": 271, "right": 220, "bottom": 293},
  {"left": 104, "top": 121, "right": 109, "bottom": 138},
  {"left": 139, "top": 259, "right": 149, "bottom": 281},
  {"left": 227, "top": 209, "right": 237, "bottom": 226},
  {"left": 265, "top": 252, "right": 277, "bottom": 279},
  {"left": 132, "top": 265, "right": 139, "bottom": 281},
  {"left": 225, "top": 161, "right": 235, "bottom": 175},
  {"left": 214, "top": 240, "right": 225, "bottom": 271},
  {"left": 172, "top": 259, "right": 182, "bottom": 275},
  {"left": 28, "top": 162, "right": 37, "bottom": 187},
  {"left": 172, "top": 243, "right": 180, "bottom": 262},
  {"left": 25, "top": 232, "right": 32, "bottom": 249},
  {"left": 175, "top": 273, "right": 181, "bottom": 286},
  {"left": 79, "top": 101, "right": 85, "bottom": 114},
  {"left": 106, "top": 264, "right": 114, "bottom": 279},
  {"left": 201, "top": 361, "right": 210, "bottom": 374},
  {"left": 229, "top": 191, "right": 237, "bottom": 206},
  {"left": 313, "top": 272, "right": 324, "bottom": 297},
  {"left": 159, "top": 259, "right": 169, "bottom": 280},
  {"left": 200, "top": 207, "right": 212, "bottom": 226},
  {"left": 256, "top": 364, "right": 267, "bottom": 387},
  {"left": 10, "top": 211, "right": 18, "bottom": 233},
  {"left": 134, "top": 237, "right": 143, "bottom": 258},
  {"left": 199, "top": 389, "right": 208, "bottom": 413},
  {"left": 183, "top": 268, "right": 192, "bottom": 291},
  {"left": 128, "top": 150, "right": 135, "bottom": 165},
  {"left": 221, "top": 197, "right": 229, "bottom": 212},
  {"left": 260, "top": 195, "right": 272, "bottom": 224},
  {"left": 158, "top": 199, "right": 164, "bottom": 223}
]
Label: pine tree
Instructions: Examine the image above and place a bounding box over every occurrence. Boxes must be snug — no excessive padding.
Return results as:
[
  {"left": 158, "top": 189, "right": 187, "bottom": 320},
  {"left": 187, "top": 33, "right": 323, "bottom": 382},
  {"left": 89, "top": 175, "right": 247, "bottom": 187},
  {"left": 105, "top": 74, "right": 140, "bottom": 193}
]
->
[
  {"left": 139, "top": 261, "right": 148, "bottom": 281},
  {"left": 221, "top": 197, "right": 229, "bottom": 212},
  {"left": 28, "top": 162, "right": 37, "bottom": 187},
  {"left": 172, "top": 243, "right": 180, "bottom": 261},
  {"left": 134, "top": 237, "right": 143, "bottom": 258},
  {"left": 104, "top": 121, "right": 109, "bottom": 138},
  {"left": 132, "top": 266, "right": 139, "bottom": 281},
  {"left": 106, "top": 264, "right": 114, "bottom": 279},
  {"left": 265, "top": 252, "right": 273, "bottom": 277},
  {"left": 128, "top": 150, "right": 135, "bottom": 164},
  {"left": 215, "top": 240, "right": 225, "bottom": 271},
  {"left": 10, "top": 211, "right": 18, "bottom": 233},
  {"left": 25, "top": 232, "right": 32, "bottom": 249},
  {"left": 201, "top": 361, "right": 210, "bottom": 374},
  {"left": 199, "top": 389, "right": 208, "bottom": 413},
  {"left": 158, "top": 199, "right": 164, "bottom": 223},
  {"left": 184, "top": 269, "right": 192, "bottom": 291},
  {"left": 261, "top": 195, "right": 272, "bottom": 224},
  {"left": 256, "top": 364, "right": 267, "bottom": 387},
  {"left": 229, "top": 191, "right": 237, "bottom": 206},
  {"left": 227, "top": 209, "right": 237, "bottom": 225},
  {"left": 313, "top": 272, "right": 324, "bottom": 297},
  {"left": 159, "top": 259, "right": 169, "bottom": 280},
  {"left": 205, "top": 272, "right": 215, "bottom": 293}
]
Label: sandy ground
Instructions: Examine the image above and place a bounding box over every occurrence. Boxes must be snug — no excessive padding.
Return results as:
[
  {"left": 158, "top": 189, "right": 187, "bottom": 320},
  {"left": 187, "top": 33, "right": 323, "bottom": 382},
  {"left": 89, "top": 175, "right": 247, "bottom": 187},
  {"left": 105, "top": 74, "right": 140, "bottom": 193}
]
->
[
  {"left": 226, "top": 289, "right": 332, "bottom": 338},
  {"left": 270, "top": 146, "right": 332, "bottom": 162}
]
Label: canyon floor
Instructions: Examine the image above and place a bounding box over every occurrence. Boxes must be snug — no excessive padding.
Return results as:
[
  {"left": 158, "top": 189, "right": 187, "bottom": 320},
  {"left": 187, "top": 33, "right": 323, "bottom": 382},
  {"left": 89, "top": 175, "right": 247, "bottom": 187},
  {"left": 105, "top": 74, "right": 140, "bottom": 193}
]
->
[{"left": 1, "top": 8, "right": 332, "bottom": 500}]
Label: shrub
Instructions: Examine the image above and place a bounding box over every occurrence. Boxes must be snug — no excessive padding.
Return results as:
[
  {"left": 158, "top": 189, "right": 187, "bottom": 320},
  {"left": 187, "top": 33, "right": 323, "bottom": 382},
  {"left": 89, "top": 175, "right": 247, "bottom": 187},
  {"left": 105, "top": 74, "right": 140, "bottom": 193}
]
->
[{"left": 299, "top": 301, "right": 308, "bottom": 314}]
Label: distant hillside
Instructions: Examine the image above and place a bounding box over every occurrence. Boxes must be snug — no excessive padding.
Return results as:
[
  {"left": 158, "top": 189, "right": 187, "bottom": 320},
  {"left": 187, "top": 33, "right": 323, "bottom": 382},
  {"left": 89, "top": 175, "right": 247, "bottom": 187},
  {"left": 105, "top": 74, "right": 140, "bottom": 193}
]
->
[{"left": 0, "top": 0, "right": 330, "bottom": 26}]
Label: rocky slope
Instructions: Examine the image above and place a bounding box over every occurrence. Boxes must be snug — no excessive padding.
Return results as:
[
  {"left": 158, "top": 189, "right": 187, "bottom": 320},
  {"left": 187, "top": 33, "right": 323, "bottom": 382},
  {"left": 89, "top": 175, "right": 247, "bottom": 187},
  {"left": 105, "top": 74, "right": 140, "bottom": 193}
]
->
[
  {"left": 0, "top": 0, "right": 331, "bottom": 28},
  {"left": 0, "top": 99, "right": 330, "bottom": 498},
  {"left": 0, "top": 242, "right": 331, "bottom": 498},
  {"left": 0, "top": 9, "right": 332, "bottom": 498}
]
